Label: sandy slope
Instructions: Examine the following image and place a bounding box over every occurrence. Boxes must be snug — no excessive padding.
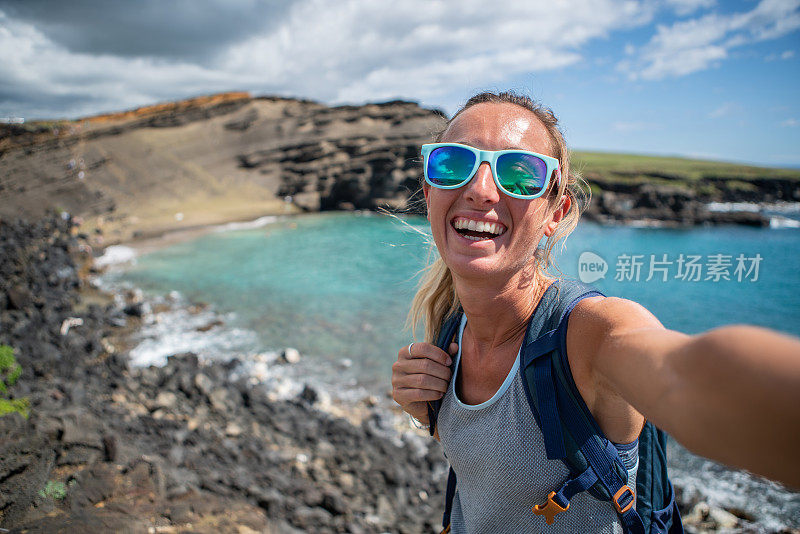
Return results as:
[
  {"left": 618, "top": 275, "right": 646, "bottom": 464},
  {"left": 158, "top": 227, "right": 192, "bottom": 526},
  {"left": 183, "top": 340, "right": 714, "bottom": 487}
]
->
[{"left": 0, "top": 94, "right": 444, "bottom": 245}]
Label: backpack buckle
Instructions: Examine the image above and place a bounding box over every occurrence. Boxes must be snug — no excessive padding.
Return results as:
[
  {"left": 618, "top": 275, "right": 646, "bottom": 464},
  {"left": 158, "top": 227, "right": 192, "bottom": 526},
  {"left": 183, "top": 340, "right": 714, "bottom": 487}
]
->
[
  {"left": 532, "top": 491, "right": 569, "bottom": 525},
  {"left": 612, "top": 485, "right": 635, "bottom": 514}
]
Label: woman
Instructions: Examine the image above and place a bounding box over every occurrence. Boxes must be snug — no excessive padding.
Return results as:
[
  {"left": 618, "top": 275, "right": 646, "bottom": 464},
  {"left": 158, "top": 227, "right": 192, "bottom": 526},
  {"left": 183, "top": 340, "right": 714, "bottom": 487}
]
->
[{"left": 391, "top": 91, "right": 800, "bottom": 533}]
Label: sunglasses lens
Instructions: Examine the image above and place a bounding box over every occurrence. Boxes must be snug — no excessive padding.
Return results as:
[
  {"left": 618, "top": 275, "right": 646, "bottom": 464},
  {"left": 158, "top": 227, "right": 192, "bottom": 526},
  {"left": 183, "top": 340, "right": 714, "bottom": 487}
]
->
[
  {"left": 496, "top": 153, "right": 548, "bottom": 197},
  {"left": 427, "top": 145, "right": 476, "bottom": 187}
]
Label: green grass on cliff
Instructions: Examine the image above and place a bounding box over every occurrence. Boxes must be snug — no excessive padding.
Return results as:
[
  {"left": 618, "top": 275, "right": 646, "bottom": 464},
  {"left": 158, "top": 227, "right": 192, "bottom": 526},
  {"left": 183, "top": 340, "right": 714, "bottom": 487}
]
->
[
  {"left": 0, "top": 345, "right": 30, "bottom": 419},
  {"left": 571, "top": 151, "right": 800, "bottom": 185}
]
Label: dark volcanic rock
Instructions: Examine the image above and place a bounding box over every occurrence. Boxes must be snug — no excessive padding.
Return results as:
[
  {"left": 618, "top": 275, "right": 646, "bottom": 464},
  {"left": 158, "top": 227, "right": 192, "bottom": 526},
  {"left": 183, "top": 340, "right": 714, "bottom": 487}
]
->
[
  {"left": 0, "top": 214, "right": 447, "bottom": 533},
  {"left": 0, "top": 415, "right": 56, "bottom": 527},
  {"left": 584, "top": 184, "right": 771, "bottom": 227}
]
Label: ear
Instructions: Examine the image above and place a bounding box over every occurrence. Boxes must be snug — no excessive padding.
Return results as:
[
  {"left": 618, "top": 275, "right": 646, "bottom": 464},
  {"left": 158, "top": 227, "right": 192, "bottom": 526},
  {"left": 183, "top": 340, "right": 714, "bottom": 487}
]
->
[{"left": 544, "top": 195, "right": 570, "bottom": 237}]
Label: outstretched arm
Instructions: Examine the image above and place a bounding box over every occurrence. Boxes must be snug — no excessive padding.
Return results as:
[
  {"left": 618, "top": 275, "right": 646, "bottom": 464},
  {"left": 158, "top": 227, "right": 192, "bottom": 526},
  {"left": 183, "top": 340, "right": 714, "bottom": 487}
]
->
[{"left": 573, "top": 296, "right": 800, "bottom": 489}]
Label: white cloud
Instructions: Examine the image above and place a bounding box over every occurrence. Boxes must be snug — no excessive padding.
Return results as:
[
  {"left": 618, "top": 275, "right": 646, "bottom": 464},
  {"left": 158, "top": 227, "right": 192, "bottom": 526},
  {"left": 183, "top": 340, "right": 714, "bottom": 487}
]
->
[
  {"left": 0, "top": 1, "right": 657, "bottom": 119},
  {"left": 222, "top": 0, "right": 656, "bottom": 105},
  {"left": 620, "top": 0, "right": 800, "bottom": 80},
  {"left": 708, "top": 101, "right": 742, "bottom": 118},
  {"left": 766, "top": 48, "right": 796, "bottom": 60},
  {"left": 665, "top": 0, "right": 716, "bottom": 16},
  {"left": 781, "top": 118, "right": 799, "bottom": 127}
]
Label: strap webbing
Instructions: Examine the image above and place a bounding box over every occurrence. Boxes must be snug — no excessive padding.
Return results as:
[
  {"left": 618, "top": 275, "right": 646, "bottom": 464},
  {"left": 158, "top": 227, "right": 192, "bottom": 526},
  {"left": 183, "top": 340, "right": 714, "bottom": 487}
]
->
[
  {"left": 429, "top": 312, "right": 461, "bottom": 436},
  {"left": 552, "top": 466, "right": 598, "bottom": 508},
  {"left": 533, "top": 350, "right": 566, "bottom": 459},
  {"left": 442, "top": 467, "right": 457, "bottom": 528}
]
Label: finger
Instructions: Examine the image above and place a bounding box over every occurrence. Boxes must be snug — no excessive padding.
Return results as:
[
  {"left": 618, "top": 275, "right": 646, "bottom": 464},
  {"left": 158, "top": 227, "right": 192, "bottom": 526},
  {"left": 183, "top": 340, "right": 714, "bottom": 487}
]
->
[
  {"left": 394, "top": 387, "right": 445, "bottom": 404},
  {"left": 398, "top": 373, "right": 449, "bottom": 393},
  {"left": 399, "top": 358, "right": 452, "bottom": 382},
  {"left": 448, "top": 342, "right": 459, "bottom": 356},
  {"left": 400, "top": 342, "right": 452, "bottom": 367},
  {"left": 392, "top": 370, "right": 449, "bottom": 392}
]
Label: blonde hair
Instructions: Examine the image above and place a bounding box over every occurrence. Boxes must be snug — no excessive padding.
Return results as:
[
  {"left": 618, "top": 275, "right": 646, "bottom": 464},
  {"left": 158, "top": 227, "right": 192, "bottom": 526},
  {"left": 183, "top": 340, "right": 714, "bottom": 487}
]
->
[{"left": 407, "top": 91, "right": 590, "bottom": 342}]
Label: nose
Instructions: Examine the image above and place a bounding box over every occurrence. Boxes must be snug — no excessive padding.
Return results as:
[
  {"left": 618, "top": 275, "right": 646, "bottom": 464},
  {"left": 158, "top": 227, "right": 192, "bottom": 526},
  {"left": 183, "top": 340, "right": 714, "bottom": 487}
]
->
[{"left": 464, "top": 162, "right": 501, "bottom": 204}]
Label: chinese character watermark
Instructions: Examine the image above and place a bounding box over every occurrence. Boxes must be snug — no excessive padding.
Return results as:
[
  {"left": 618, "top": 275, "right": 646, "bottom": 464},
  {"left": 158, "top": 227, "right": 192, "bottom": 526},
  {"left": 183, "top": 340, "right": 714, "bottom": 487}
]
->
[{"left": 578, "top": 252, "right": 762, "bottom": 284}]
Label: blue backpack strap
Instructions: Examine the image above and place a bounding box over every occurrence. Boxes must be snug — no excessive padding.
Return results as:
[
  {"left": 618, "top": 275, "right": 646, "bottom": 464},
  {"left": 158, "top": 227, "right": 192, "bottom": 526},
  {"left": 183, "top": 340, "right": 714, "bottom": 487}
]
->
[
  {"left": 427, "top": 311, "right": 462, "bottom": 437},
  {"left": 523, "top": 278, "right": 683, "bottom": 534},
  {"left": 442, "top": 466, "right": 458, "bottom": 528},
  {"left": 427, "top": 311, "right": 462, "bottom": 529},
  {"left": 551, "top": 284, "right": 681, "bottom": 533},
  {"left": 521, "top": 279, "right": 649, "bottom": 534}
]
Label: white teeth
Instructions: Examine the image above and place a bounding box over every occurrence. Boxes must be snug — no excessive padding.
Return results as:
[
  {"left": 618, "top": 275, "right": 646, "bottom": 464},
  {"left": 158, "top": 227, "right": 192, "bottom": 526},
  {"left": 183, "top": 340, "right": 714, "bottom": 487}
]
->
[{"left": 453, "top": 217, "right": 505, "bottom": 236}]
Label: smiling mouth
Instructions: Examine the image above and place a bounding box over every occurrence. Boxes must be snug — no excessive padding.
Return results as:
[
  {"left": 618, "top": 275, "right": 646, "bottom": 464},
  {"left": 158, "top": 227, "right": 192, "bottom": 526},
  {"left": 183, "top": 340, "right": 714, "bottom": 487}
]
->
[{"left": 451, "top": 217, "right": 507, "bottom": 241}]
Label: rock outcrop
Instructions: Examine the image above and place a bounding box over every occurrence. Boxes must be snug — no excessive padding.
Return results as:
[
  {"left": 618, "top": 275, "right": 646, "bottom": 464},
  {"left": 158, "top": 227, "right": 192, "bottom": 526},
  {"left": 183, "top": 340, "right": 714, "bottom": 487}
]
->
[{"left": 0, "top": 94, "right": 445, "bottom": 244}]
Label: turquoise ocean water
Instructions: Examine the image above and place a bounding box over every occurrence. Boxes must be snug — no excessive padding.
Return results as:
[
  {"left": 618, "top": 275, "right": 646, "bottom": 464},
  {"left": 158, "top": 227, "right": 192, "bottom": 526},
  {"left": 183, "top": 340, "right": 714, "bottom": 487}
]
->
[{"left": 102, "top": 212, "right": 800, "bottom": 529}]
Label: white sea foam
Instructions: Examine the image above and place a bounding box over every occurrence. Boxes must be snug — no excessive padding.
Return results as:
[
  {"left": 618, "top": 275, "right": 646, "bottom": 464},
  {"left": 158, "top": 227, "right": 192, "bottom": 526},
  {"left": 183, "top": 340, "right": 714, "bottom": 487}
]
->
[
  {"left": 769, "top": 216, "right": 800, "bottom": 228},
  {"left": 706, "top": 202, "right": 761, "bottom": 213},
  {"left": 213, "top": 215, "right": 279, "bottom": 232},
  {"left": 627, "top": 219, "right": 665, "bottom": 228},
  {"left": 95, "top": 271, "right": 370, "bottom": 410},
  {"left": 707, "top": 201, "right": 800, "bottom": 214},
  {"left": 669, "top": 443, "right": 797, "bottom": 532},
  {"left": 94, "top": 245, "right": 137, "bottom": 267},
  {"left": 128, "top": 305, "right": 258, "bottom": 367}
]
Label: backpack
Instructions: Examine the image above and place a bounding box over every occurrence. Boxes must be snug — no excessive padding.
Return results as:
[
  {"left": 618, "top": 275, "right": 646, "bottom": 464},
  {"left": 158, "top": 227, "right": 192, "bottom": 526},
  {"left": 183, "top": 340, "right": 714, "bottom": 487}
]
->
[{"left": 426, "top": 278, "right": 683, "bottom": 534}]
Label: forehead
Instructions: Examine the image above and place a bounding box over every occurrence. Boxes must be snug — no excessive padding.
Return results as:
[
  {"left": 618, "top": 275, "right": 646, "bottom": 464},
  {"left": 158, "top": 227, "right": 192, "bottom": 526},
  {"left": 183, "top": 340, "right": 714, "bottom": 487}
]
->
[{"left": 441, "top": 102, "right": 553, "bottom": 155}]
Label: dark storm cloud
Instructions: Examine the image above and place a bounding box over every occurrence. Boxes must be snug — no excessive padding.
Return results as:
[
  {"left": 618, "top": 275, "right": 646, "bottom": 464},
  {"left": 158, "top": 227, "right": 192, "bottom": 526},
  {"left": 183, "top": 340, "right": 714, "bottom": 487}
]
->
[
  {"left": 0, "top": 0, "right": 294, "bottom": 62},
  {"left": 0, "top": 83, "right": 98, "bottom": 119}
]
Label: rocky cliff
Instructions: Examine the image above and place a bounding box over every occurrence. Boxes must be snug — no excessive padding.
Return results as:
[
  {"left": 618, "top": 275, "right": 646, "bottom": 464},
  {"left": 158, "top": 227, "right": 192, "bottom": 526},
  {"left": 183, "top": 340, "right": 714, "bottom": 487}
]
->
[{"left": 0, "top": 93, "right": 445, "bottom": 243}]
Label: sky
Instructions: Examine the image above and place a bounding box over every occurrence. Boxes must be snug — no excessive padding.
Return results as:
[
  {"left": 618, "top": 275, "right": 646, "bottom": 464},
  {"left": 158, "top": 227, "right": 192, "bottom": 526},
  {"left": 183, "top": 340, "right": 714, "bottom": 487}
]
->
[{"left": 0, "top": 0, "right": 798, "bottom": 167}]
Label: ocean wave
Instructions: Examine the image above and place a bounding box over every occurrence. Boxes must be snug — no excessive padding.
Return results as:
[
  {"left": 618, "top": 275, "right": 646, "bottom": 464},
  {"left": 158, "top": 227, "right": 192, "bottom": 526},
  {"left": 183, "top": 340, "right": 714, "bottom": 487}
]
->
[
  {"left": 125, "top": 295, "right": 259, "bottom": 367},
  {"left": 769, "top": 216, "right": 800, "bottom": 228},
  {"left": 94, "top": 245, "right": 138, "bottom": 267},
  {"left": 213, "top": 215, "right": 280, "bottom": 232},
  {"left": 707, "top": 201, "right": 800, "bottom": 215},
  {"left": 706, "top": 202, "right": 761, "bottom": 213}
]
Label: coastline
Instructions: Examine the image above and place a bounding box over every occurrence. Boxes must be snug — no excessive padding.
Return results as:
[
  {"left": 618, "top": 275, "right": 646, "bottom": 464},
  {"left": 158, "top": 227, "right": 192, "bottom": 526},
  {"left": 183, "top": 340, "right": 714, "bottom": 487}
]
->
[{"left": 2, "top": 213, "right": 798, "bottom": 532}]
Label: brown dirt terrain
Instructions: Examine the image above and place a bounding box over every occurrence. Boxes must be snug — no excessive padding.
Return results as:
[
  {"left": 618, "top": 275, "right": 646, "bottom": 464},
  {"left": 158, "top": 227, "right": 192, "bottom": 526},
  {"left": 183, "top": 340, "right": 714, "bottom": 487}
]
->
[{"left": 0, "top": 93, "right": 445, "bottom": 245}]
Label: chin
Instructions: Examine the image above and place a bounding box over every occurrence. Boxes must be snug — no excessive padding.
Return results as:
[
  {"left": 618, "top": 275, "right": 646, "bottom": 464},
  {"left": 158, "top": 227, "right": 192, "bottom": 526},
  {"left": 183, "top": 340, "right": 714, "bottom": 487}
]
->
[{"left": 445, "top": 254, "right": 517, "bottom": 281}]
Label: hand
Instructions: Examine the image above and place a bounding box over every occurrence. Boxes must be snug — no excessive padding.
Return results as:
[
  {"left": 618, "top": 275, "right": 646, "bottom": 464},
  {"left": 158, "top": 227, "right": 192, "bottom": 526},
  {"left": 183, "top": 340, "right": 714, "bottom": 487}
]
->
[{"left": 392, "top": 341, "right": 458, "bottom": 424}]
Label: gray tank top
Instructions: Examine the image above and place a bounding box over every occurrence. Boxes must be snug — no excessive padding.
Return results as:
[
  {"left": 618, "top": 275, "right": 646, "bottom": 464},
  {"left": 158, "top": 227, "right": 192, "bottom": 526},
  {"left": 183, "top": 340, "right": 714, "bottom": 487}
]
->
[{"left": 437, "top": 288, "right": 638, "bottom": 533}]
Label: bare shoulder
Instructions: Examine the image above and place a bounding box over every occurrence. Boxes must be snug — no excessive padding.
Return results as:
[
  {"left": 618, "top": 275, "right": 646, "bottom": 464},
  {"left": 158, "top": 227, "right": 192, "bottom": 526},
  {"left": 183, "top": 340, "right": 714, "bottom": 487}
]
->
[
  {"left": 565, "top": 294, "right": 665, "bottom": 380},
  {"left": 563, "top": 295, "right": 660, "bottom": 441},
  {"left": 568, "top": 295, "right": 665, "bottom": 343}
]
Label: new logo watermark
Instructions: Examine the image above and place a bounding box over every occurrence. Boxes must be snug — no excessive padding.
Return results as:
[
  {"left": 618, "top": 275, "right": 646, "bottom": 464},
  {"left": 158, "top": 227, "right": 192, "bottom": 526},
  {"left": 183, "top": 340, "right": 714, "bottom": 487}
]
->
[
  {"left": 578, "top": 251, "right": 608, "bottom": 283},
  {"left": 578, "top": 252, "right": 762, "bottom": 283}
]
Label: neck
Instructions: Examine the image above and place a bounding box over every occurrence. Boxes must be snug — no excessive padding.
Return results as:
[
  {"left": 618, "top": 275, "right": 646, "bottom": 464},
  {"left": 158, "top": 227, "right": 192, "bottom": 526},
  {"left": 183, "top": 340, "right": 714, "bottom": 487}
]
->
[{"left": 453, "top": 267, "right": 552, "bottom": 358}]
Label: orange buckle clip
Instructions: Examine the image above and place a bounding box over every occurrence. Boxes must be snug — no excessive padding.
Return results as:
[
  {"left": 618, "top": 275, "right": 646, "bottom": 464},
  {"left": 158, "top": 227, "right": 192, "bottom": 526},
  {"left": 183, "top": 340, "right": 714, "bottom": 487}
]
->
[
  {"left": 613, "top": 485, "right": 635, "bottom": 514},
  {"left": 532, "top": 491, "right": 569, "bottom": 525}
]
